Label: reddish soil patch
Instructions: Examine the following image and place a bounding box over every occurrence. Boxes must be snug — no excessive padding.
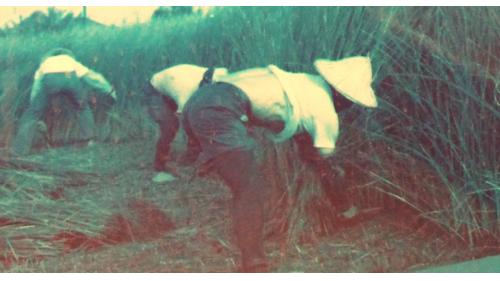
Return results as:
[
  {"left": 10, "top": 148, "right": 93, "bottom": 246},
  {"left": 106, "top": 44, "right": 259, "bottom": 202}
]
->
[
  {"left": 52, "top": 231, "right": 104, "bottom": 252},
  {"left": 46, "top": 187, "right": 65, "bottom": 200},
  {"left": 50, "top": 199, "right": 176, "bottom": 253},
  {"left": 101, "top": 199, "right": 175, "bottom": 245},
  {"left": 0, "top": 217, "right": 16, "bottom": 227}
]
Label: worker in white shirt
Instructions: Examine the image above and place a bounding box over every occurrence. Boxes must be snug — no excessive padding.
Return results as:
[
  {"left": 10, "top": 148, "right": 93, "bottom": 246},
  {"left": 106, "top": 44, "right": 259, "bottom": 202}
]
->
[
  {"left": 12, "top": 48, "right": 116, "bottom": 155},
  {"left": 144, "top": 65, "right": 227, "bottom": 180},
  {"left": 179, "top": 56, "right": 378, "bottom": 272}
]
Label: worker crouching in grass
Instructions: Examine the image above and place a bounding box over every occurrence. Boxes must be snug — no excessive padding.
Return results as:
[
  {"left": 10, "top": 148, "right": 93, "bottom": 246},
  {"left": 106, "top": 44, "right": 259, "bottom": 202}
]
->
[
  {"left": 144, "top": 65, "right": 228, "bottom": 182},
  {"left": 179, "top": 56, "right": 378, "bottom": 272},
  {"left": 12, "top": 48, "right": 116, "bottom": 155}
]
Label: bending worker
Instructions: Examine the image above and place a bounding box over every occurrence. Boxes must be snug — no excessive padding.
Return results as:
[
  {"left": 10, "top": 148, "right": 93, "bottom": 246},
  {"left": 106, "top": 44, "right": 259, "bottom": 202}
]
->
[
  {"left": 13, "top": 48, "right": 116, "bottom": 155},
  {"left": 144, "top": 65, "right": 227, "bottom": 178},
  {"left": 181, "top": 56, "right": 378, "bottom": 272}
]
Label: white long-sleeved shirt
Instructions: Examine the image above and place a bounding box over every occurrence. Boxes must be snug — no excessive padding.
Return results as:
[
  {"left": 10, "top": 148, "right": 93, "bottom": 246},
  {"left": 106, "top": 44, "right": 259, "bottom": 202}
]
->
[
  {"left": 220, "top": 66, "right": 339, "bottom": 157},
  {"left": 31, "top": 55, "right": 115, "bottom": 101},
  {"left": 150, "top": 64, "right": 228, "bottom": 112}
]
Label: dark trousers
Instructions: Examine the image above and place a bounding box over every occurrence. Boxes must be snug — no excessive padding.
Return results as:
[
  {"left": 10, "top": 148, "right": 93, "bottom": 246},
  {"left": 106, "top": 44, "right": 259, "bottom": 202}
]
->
[
  {"left": 214, "top": 150, "right": 267, "bottom": 270},
  {"left": 145, "top": 90, "right": 200, "bottom": 171},
  {"left": 183, "top": 83, "right": 267, "bottom": 271},
  {"left": 146, "top": 92, "right": 180, "bottom": 171},
  {"left": 13, "top": 73, "right": 94, "bottom": 155}
]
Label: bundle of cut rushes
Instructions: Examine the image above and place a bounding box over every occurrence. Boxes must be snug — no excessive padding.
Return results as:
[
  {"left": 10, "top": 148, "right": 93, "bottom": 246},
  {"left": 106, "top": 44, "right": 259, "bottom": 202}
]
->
[
  {"left": 0, "top": 155, "right": 110, "bottom": 266},
  {"left": 0, "top": 143, "right": 180, "bottom": 268},
  {"left": 256, "top": 131, "right": 349, "bottom": 251}
]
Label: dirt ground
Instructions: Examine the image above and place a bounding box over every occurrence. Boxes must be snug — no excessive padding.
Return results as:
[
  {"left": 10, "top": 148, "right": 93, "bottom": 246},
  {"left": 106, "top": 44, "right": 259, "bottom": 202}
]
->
[{"left": 1, "top": 140, "right": 499, "bottom": 272}]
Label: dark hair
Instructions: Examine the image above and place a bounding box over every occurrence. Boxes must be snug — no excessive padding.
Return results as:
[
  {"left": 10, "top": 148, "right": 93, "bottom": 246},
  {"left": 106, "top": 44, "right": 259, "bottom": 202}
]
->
[{"left": 329, "top": 85, "right": 354, "bottom": 113}]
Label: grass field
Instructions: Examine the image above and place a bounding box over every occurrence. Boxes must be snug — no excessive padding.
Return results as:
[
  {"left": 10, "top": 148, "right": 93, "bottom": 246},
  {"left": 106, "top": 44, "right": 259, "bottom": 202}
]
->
[{"left": 0, "top": 7, "right": 499, "bottom": 271}]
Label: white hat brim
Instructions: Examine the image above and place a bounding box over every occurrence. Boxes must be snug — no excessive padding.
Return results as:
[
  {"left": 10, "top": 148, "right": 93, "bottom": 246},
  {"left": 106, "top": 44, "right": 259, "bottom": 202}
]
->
[{"left": 314, "top": 56, "right": 378, "bottom": 108}]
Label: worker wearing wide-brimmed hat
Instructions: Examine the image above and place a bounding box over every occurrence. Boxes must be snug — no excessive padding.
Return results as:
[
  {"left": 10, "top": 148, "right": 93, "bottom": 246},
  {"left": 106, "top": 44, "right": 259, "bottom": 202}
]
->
[
  {"left": 12, "top": 48, "right": 116, "bottom": 155},
  {"left": 179, "top": 56, "right": 378, "bottom": 272},
  {"left": 144, "top": 64, "right": 228, "bottom": 182}
]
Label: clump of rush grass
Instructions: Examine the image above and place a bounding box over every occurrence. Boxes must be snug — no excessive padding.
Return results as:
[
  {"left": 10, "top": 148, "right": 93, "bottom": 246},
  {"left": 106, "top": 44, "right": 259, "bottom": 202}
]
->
[{"left": 369, "top": 7, "right": 500, "bottom": 243}]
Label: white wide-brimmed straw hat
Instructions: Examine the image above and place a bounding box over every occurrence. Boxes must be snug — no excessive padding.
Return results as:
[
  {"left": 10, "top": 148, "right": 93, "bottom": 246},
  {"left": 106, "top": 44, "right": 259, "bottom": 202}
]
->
[{"left": 314, "top": 56, "right": 378, "bottom": 108}]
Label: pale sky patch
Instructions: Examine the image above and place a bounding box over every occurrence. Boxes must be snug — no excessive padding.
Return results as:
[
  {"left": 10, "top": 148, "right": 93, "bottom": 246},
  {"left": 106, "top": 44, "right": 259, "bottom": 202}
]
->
[{"left": 0, "top": 6, "right": 159, "bottom": 28}]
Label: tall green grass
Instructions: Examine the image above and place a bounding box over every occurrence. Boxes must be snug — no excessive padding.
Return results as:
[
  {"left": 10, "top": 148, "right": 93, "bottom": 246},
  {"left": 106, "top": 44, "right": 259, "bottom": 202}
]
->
[
  {"left": 0, "top": 7, "right": 382, "bottom": 144},
  {"left": 369, "top": 7, "right": 500, "bottom": 241},
  {"left": 1, "top": 7, "right": 499, "bottom": 242}
]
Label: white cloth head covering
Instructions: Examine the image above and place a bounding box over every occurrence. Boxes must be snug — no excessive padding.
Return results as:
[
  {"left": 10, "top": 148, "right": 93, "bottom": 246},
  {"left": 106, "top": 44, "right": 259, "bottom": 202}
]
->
[
  {"left": 35, "top": 55, "right": 90, "bottom": 80},
  {"left": 150, "top": 64, "right": 228, "bottom": 112},
  {"left": 314, "top": 56, "right": 378, "bottom": 108}
]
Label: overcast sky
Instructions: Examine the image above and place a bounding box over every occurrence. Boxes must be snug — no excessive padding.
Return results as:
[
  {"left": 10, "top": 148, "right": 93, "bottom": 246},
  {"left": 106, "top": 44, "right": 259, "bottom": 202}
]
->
[
  {"left": 0, "top": 1, "right": 495, "bottom": 28},
  {"left": 0, "top": 6, "right": 161, "bottom": 27}
]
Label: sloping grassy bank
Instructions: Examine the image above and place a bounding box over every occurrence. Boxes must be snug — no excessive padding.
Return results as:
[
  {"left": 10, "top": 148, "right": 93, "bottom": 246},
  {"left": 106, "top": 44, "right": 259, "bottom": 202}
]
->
[{"left": 1, "top": 7, "right": 499, "bottom": 244}]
